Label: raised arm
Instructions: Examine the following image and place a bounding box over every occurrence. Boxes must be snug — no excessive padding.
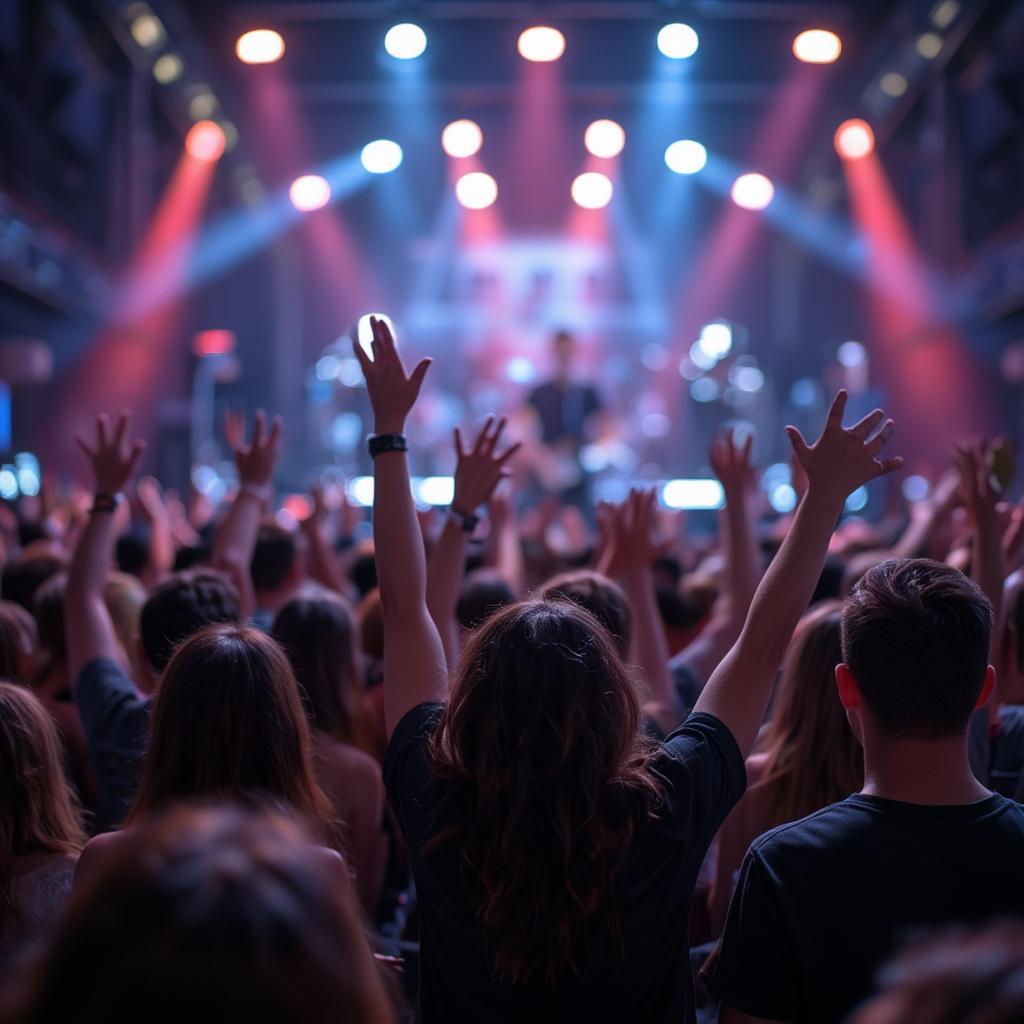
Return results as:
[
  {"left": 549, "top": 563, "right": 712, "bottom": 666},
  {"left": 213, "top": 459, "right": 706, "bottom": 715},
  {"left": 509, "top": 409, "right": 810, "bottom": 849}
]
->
[
  {"left": 353, "top": 317, "right": 447, "bottom": 735},
  {"left": 66, "top": 413, "right": 146, "bottom": 680},
  {"left": 300, "top": 482, "right": 348, "bottom": 595},
  {"left": 426, "top": 417, "right": 520, "bottom": 666},
  {"left": 672, "top": 430, "right": 761, "bottom": 692},
  {"left": 136, "top": 476, "right": 175, "bottom": 588},
  {"left": 210, "top": 411, "right": 281, "bottom": 619},
  {"left": 485, "top": 486, "right": 525, "bottom": 597},
  {"left": 694, "top": 392, "right": 902, "bottom": 756}
]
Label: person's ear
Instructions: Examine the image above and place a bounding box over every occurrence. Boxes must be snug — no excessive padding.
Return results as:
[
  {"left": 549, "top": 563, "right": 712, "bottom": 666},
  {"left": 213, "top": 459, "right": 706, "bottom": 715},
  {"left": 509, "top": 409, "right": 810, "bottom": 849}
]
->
[
  {"left": 974, "top": 664, "right": 997, "bottom": 710},
  {"left": 836, "top": 663, "right": 861, "bottom": 710}
]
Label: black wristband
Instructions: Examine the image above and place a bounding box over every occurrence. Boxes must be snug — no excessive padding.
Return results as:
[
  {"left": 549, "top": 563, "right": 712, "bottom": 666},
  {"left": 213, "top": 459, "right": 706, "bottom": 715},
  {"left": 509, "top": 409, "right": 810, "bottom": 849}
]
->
[
  {"left": 448, "top": 507, "right": 480, "bottom": 533},
  {"left": 368, "top": 434, "right": 408, "bottom": 458}
]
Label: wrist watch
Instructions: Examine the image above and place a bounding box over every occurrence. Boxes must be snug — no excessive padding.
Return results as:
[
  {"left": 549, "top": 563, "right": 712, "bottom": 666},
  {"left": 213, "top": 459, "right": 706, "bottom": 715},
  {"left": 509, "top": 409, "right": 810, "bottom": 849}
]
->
[
  {"left": 448, "top": 506, "right": 479, "bottom": 533},
  {"left": 90, "top": 492, "right": 124, "bottom": 515},
  {"left": 368, "top": 434, "right": 408, "bottom": 458}
]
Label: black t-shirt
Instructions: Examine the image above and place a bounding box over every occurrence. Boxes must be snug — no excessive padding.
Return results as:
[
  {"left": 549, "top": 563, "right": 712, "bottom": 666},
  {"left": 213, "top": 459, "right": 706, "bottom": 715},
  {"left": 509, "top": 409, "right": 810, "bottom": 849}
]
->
[
  {"left": 527, "top": 381, "right": 601, "bottom": 448},
  {"left": 990, "top": 705, "right": 1024, "bottom": 800},
  {"left": 384, "top": 704, "right": 745, "bottom": 1024},
  {"left": 704, "top": 792, "right": 1024, "bottom": 1023}
]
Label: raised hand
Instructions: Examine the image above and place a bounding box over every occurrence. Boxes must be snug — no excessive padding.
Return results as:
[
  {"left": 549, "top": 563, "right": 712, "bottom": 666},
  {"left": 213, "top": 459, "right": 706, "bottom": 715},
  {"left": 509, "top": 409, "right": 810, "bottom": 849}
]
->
[
  {"left": 352, "top": 316, "right": 431, "bottom": 435},
  {"left": 229, "top": 410, "right": 282, "bottom": 488},
  {"left": 709, "top": 428, "right": 755, "bottom": 497},
  {"left": 786, "top": 390, "right": 902, "bottom": 504},
  {"left": 605, "top": 488, "right": 672, "bottom": 576},
  {"left": 955, "top": 441, "right": 999, "bottom": 528},
  {"left": 453, "top": 416, "right": 521, "bottom": 516},
  {"left": 136, "top": 476, "right": 167, "bottom": 523},
  {"left": 75, "top": 412, "right": 145, "bottom": 495}
]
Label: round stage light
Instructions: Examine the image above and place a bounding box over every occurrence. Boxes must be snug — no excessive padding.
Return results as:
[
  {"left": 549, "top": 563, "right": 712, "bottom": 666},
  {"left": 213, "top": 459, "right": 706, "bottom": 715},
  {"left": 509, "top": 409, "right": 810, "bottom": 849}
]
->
[
  {"left": 657, "top": 23, "right": 699, "bottom": 59},
  {"left": 455, "top": 172, "right": 498, "bottom": 210},
  {"left": 916, "top": 32, "right": 943, "bottom": 59},
  {"left": 730, "top": 172, "right": 775, "bottom": 211},
  {"left": 130, "top": 12, "right": 165, "bottom": 50},
  {"left": 185, "top": 120, "right": 226, "bottom": 162},
  {"left": 152, "top": 53, "right": 183, "bottom": 84},
  {"left": 584, "top": 119, "right": 625, "bottom": 159},
  {"left": 289, "top": 174, "right": 331, "bottom": 212},
  {"left": 665, "top": 139, "right": 707, "bottom": 175},
  {"left": 236, "top": 29, "right": 285, "bottom": 64},
  {"left": 792, "top": 29, "right": 842, "bottom": 64},
  {"left": 834, "top": 119, "right": 875, "bottom": 160},
  {"left": 441, "top": 119, "right": 483, "bottom": 158},
  {"left": 384, "top": 23, "right": 427, "bottom": 60},
  {"left": 517, "top": 26, "right": 565, "bottom": 62},
  {"left": 571, "top": 172, "right": 614, "bottom": 209},
  {"left": 360, "top": 139, "right": 403, "bottom": 174},
  {"left": 880, "top": 72, "right": 908, "bottom": 97},
  {"left": 188, "top": 89, "right": 217, "bottom": 121}
]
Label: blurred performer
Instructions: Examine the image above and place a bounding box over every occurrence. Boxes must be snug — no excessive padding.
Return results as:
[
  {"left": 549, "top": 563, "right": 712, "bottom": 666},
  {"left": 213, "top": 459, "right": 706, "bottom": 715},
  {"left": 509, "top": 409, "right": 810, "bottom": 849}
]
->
[{"left": 522, "top": 329, "right": 604, "bottom": 507}]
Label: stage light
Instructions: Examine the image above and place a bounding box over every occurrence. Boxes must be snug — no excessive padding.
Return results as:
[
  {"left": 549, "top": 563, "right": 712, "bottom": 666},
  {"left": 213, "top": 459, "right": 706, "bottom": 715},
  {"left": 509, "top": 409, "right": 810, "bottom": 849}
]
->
[
  {"left": 769, "top": 483, "right": 797, "bottom": 513},
  {"left": 185, "top": 121, "right": 226, "bottom": 162},
  {"left": 731, "top": 365, "right": 765, "bottom": 394},
  {"left": 218, "top": 120, "right": 239, "bottom": 151},
  {"left": 236, "top": 29, "right": 285, "bottom": 64},
  {"left": 348, "top": 477, "right": 375, "bottom": 507},
  {"left": 193, "top": 330, "right": 236, "bottom": 357},
  {"left": 455, "top": 172, "right": 498, "bottom": 210},
  {"left": 837, "top": 340, "right": 867, "bottom": 367},
  {"left": 662, "top": 480, "right": 724, "bottom": 510},
  {"left": 730, "top": 172, "right": 775, "bottom": 211},
  {"left": 441, "top": 119, "right": 483, "bottom": 158},
  {"left": 835, "top": 119, "right": 875, "bottom": 160},
  {"left": 360, "top": 140, "right": 403, "bottom": 174},
  {"left": 879, "top": 72, "right": 908, "bottom": 97},
  {"left": 664, "top": 139, "right": 707, "bottom": 175},
  {"left": 699, "top": 322, "right": 733, "bottom": 359},
  {"left": 792, "top": 29, "right": 842, "bottom": 64},
  {"left": 571, "top": 172, "right": 613, "bottom": 209},
  {"left": 931, "top": 1, "right": 960, "bottom": 29},
  {"left": 845, "top": 486, "right": 868, "bottom": 513},
  {"left": 902, "top": 475, "right": 930, "bottom": 502},
  {"left": 152, "top": 53, "right": 183, "bottom": 84},
  {"left": 690, "top": 378, "right": 719, "bottom": 403},
  {"left": 289, "top": 174, "right": 331, "bottom": 212},
  {"left": 657, "top": 23, "right": 699, "bottom": 59},
  {"left": 356, "top": 314, "right": 396, "bottom": 357},
  {"left": 417, "top": 477, "right": 456, "bottom": 506},
  {"left": 129, "top": 10, "right": 165, "bottom": 50},
  {"left": 517, "top": 26, "right": 565, "bottom": 62},
  {"left": 385, "top": 23, "right": 427, "bottom": 60},
  {"left": 916, "top": 32, "right": 943, "bottom": 59},
  {"left": 506, "top": 357, "right": 536, "bottom": 384},
  {"left": 188, "top": 88, "right": 217, "bottom": 121},
  {"left": 584, "top": 120, "right": 625, "bottom": 159}
]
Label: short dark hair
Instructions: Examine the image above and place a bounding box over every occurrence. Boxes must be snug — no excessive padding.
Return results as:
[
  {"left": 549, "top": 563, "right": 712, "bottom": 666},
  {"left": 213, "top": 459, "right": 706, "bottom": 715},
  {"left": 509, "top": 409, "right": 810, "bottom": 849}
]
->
[
  {"left": 139, "top": 570, "right": 240, "bottom": 672},
  {"left": 841, "top": 559, "right": 992, "bottom": 739},
  {"left": 250, "top": 525, "right": 298, "bottom": 593},
  {"left": 456, "top": 570, "right": 516, "bottom": 631},
  {"left": 542, "top": 570, "right": 631, "bottom": 659},
  {"left": 33, "top": 572, "right": 68, "bottom": 660},
  {"left": 2, "top": 553, "right": 66, "bottom": 612}
]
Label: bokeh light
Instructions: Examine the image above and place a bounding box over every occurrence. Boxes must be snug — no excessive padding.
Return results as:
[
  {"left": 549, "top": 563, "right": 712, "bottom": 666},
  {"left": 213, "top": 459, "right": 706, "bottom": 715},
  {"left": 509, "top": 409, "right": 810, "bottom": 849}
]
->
[
  {"left": 584, "top": 120, "right": 626, "bottom": 159},
  {"left": 455, "top": 172, "right": 498, "bottom": 209},
  {"left": 834, "top": 119, "right": 875, "bottom": 160},
  {"left": 384, "top": 23, "right": 427, "bottom": 60},
  {"left": 730, "top": 172, "right": 775, "bottom": 210},
  {"left": 184, "top": 120, "right": 225, "bottom": 162},
  {"left": 664, "top": 139, "right": 707, "bottom": 175},
  {"left": 657, "top": 23, "right": 699, "bottom": 59},
  {"left": 792, "top": 29, "right": 842, "bottom": 64},
  {"left": 289, "top": 174, "right": 331, "bottom": 212},
  {"left": 571, "top": 172, "right": 614, "bottom": 209},
  {"left": 152, "top": 53, "right": 183, "bottom": 83},
  {"left": 360, "top": 139, "right": 403, "bottom": 174},
  {"left": 441, "top": 119, "right": 483, "bottom": 158},
  {"left": 517, "top": 26, "right": 565, "bottom": 62},
  {"left": 235, "top": 29, "right": 285, "bottom": 64}
]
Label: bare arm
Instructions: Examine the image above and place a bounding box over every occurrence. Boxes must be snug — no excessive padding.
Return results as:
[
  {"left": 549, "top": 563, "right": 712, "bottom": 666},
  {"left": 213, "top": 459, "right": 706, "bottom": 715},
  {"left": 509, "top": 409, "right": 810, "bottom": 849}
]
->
[
  {"left": 694, "top": 393, "right": 902, "bottom": 756},
  {"left": 210, "top": 411, "right": 281, "bottom": 618},
  {"left": 300, "top": 482, "right": 348, "bottom": 594},
  {"left": 136, "top": 476, "right": 175, "bottom": 587},
  {"left": 354, "top": 317, "right": 448, "bottom": 736},
  {"left": 426, "top": 418, "right": 520, "bottom": 666},
  {"left": 66, "top": 413, "right": 145, "bottom": 681},
  {"left": 673, "top": 430, "right": 761, "bottom": 691},
  {"left": 486, "top": 487, "right": 525, "bottom": 596}
]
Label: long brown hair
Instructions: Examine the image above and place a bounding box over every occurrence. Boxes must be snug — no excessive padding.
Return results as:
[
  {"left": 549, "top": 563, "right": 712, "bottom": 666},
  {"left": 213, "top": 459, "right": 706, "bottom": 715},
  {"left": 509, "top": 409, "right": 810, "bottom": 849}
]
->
[
  {"left": 427, "top": 600, "right": 662, "bottom": 987},
  {"left": 757, "top": 601, "right": 863, "bottom": 824},
  {"left": 0, "top": 682, "right": 85, "bottom": 918},
  {"left": 128, "top": 625, "right": 339, "bottom": 849},
  {"left": 0, "top": 600, "right": 37, "bottom": 683},
  {"left": 272, "top": 593, "right": 363, "bottom": 744},
  {"left": 15, "top": 804, "right": 395, "bottom": 1023}
]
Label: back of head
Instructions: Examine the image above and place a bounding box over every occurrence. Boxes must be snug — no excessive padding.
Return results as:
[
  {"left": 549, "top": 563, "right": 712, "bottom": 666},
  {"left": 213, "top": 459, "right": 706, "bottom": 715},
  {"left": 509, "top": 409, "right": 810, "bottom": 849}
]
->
[
  {"left": 430, "top": 600, "right": 659, "bottom": 986},
  {"left": 541, "top": 570, "right": 632, "bottom": 659},
  {"left": 250, "top": 524, "right": 299, "bottom": 595},
  {"left": 132, "top": 625, "right": 330, "bottom": 838},
  {"left": 272, "top": 593, "right": 359, "bottom": 740},
  {"left": 761, "top": 601, "right": 863, "bottom": 822},
  {"left": 139, "top": 569, "right": 240, "bottom": 672},
  {"left": 103, "top": 572, "right": 146, "bottom": 657},
  {"left": 357, "top": 588, "right": 384, "bottom": 661},
  {"left": 1, "top": 552, "right": 66, "bottom": 612},
  {"left": 842, "top": 559, "right": 992, "bottom": 739},
  {"left": 456, "top": 569, "right": 515, "bottom": 631},
  {"left": 0, "top": 683, "right": 84, "bottom": 914},
  {"left": 17, "top": 804, "right": 394, "bottom": 1024},
  {"left": 0, "top": 600, "right": 38, "bottom": 683}
]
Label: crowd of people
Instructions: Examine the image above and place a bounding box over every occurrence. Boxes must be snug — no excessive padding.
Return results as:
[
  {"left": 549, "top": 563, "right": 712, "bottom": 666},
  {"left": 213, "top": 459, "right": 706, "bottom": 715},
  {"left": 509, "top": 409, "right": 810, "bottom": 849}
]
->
[{"left": 1, "top": 315, "right": 1023, "bottom": 1022}]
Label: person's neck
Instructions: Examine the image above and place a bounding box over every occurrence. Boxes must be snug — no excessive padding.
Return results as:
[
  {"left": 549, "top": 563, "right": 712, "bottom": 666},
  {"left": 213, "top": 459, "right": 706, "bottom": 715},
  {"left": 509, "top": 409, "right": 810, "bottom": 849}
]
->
[{"left": 860, "top": 732, "right": 991, "bottom": 806}]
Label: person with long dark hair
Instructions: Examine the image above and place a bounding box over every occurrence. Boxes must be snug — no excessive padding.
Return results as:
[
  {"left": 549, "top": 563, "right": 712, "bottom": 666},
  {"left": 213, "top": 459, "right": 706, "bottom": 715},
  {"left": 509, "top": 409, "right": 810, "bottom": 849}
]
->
[{"left": 356, "top": 316, "right": 902, "bottom": 1022}]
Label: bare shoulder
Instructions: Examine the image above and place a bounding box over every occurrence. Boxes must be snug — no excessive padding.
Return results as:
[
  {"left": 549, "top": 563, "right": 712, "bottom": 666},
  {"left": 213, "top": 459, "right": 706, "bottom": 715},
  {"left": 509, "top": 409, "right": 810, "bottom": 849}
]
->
[
  {"left": 73, "top": 830, "right": 129, "bottom": 893},
  {"left": 314, "top": 734, "right": 384, "bottom": 791}
]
